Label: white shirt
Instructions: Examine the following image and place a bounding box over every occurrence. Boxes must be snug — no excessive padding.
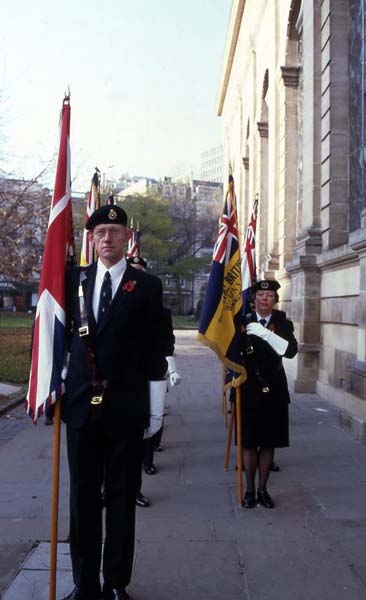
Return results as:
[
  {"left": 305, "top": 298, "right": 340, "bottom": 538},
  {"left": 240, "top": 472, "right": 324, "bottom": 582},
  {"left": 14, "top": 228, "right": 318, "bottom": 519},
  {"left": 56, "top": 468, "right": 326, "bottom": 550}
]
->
[
  {"left": 256, "top": 312, "right": 271, "bottom": 327},
  {"left": 92, "top": 257, "right": 127, "bottom": 321}
]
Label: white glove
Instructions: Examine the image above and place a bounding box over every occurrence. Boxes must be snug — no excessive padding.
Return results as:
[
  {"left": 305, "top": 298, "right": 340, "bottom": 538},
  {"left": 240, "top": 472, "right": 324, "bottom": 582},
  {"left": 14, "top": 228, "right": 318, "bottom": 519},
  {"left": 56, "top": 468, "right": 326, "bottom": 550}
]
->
[
  {"left": 166, "top": 356, "right": 181, "bottom": 386},
  {"left": 61, "top": 352, "right": 70, "bottom": 381},
  {"left": 246, "top": 322, "right": 289, "bottom": 356},
  {"left": 144, "top": 380, "right": 168, "bottom": 438}
]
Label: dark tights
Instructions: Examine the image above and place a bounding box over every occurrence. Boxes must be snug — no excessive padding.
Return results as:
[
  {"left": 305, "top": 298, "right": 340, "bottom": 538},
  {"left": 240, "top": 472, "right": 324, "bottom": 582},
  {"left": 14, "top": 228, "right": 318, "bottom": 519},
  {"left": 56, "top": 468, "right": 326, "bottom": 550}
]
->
[{"left": 243, "top": 447, "right": 274, "bottom": 492}]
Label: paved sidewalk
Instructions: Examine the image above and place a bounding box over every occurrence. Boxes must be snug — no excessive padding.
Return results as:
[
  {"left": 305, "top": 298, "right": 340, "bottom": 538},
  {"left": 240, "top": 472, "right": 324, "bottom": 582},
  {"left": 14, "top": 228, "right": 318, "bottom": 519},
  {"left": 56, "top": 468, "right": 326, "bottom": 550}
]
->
[
  {"left": 1, "top": 331, "right": 366, "bottom": 599},
  {"left": 0, "top": 382, "right": 27, "bottom": 417}
]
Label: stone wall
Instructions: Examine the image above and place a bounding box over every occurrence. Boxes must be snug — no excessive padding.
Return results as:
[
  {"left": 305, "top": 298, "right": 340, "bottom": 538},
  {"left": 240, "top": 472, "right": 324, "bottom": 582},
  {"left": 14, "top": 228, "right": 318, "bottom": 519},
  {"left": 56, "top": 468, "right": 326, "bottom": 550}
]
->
[{"left": 217, "top": 0, "right": 366, "bottom": 442}]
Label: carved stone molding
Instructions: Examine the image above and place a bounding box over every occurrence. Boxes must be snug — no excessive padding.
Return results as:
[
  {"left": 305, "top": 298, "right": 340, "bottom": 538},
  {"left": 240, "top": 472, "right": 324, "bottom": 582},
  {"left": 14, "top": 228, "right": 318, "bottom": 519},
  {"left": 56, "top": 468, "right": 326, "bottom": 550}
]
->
[
  {"left": 242, "top": 157, "right": 249, "bottom": 170},
  {"left": 257, "top": 121, "right": 268, "bottom": 138},
  {"left": 281, "top": 66, "right": 300, "bottom": 88}
]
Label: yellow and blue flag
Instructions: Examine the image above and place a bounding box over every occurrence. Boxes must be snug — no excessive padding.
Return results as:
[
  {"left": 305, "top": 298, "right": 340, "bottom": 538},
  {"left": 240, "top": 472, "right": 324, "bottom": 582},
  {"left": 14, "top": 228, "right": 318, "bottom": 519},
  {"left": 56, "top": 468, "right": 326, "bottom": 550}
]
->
[{"left": 198, "top": 174, "right": 246, "bottom": 387}]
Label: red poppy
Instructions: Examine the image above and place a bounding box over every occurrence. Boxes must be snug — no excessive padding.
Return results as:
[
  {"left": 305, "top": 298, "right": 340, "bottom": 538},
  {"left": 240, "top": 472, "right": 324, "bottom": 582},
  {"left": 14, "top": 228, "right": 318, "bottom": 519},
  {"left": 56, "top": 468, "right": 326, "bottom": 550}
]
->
[
  {"left": 122, "top": 280, "right": 136, "bottom": 293},
  {"left": 268, "top": 323, "right": 276, "bottom": 333}
]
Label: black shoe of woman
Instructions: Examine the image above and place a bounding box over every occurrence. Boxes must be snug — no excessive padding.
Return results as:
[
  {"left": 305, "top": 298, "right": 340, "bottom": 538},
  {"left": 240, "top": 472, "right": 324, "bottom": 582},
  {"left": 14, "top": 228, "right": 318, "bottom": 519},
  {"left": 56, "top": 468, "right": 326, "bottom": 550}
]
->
[
  {"left": 257, "top": 489, "right": 275, "bottom": 508},
  {"left": 242, "top": 491, "right": 256, "bottom": 508}
]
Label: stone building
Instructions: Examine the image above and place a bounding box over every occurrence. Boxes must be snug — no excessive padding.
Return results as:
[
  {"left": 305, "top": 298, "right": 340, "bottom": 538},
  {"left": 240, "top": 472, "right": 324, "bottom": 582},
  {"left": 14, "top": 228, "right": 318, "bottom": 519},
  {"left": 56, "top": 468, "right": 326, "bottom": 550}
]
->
[{"left": 217, "top": 0, "right": 366, "bottom": 442}]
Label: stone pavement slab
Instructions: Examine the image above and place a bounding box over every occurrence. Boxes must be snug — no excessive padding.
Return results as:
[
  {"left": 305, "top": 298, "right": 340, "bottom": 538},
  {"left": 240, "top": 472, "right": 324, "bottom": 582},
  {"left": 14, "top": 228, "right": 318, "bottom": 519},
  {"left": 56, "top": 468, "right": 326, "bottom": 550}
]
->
[{"left": 1, "top": 331, "right": 366, "bottom": 599}]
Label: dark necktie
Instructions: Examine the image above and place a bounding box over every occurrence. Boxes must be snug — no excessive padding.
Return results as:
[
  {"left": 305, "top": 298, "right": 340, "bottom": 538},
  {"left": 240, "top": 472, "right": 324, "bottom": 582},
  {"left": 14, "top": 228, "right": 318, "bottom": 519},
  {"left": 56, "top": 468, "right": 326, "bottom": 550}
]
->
[
  {"left": 97, "top": 271, "right": 112, "bottom": 326},
  {"left": 259, "top": 318, "right": 267, "bottom": 327}
]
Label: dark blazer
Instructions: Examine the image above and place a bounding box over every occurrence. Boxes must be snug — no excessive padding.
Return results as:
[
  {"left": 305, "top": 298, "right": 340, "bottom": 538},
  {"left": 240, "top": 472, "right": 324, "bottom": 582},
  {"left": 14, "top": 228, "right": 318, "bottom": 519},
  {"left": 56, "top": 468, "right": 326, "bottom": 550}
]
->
[
  {"left": 241, "top": 309, "right": 298, "bottom": 448},
  {"left": 243, "top": 309, "right": 298, "bottom": 402},
  {"left": 161, "top": 307, "right": 175, "bottom": 357},
  {"left": 62, "top": 262, "right": 167, "bottom": 431}
]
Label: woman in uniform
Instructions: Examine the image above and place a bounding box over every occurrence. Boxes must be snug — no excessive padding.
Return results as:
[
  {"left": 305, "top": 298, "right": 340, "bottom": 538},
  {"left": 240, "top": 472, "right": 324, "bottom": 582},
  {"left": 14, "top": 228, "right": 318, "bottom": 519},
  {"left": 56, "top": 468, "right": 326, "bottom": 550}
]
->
[{"left": 241, "top": 280, "right": 298, "bottom": 509}]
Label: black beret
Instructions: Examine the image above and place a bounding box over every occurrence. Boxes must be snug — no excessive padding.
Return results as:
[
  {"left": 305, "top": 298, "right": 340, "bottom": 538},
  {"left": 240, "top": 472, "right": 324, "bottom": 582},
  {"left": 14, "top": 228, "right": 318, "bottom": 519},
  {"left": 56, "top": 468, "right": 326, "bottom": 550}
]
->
[
  {"left": 86, "top": 205, "right": 128, "bottom": 230},
  {"left": 127, "top": 255, "right": 147, "bottom": 269},
  {"left": 252, "top": 279, "right": 281, "bottom": 293}
]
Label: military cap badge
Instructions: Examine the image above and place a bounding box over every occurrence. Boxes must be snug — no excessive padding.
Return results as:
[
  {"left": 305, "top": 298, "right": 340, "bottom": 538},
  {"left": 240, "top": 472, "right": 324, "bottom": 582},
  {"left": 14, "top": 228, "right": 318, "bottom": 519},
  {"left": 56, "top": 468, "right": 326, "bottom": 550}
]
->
[
  {"left": 108, "top": 208, "right": 117, "bottom": 221},
  {"left": 252, "top": 279, "right": 281, "bottom": 293}
]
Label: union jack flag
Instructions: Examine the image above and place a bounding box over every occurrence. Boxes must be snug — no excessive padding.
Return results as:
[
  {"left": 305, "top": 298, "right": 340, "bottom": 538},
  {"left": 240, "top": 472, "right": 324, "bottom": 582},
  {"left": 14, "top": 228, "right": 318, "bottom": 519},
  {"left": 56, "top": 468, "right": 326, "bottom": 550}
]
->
[
  {"left": 212, "top": 186, "right": 239, "bottom": 266},
  {"left": 198, "top": 174, "right": 246, "bottom": 385},
  {"left": 127, "top": 224, "right": 141, "bottom": 258},
  {"left": 80, "top": 170, "right": 100, "bottom": 266},
  {"left": 242, "top": 196, "right": 258, "bottom": 313},
  {"left": 26, "top": 97, "right": 74, "bottom": 423}
]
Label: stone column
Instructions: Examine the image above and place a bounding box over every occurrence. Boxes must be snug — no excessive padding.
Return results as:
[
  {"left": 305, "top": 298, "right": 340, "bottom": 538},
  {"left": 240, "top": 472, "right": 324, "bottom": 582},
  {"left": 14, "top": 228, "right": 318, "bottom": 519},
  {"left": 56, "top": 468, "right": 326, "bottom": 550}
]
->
[
  {"left": 285, "top": 0, "right": 322, "bottom": 392},
  {"left": 319, "top": 0, "right": 349, "bottom": 249},
  {"left": 277, "top": 65, "right": 300, "bottom": 270},
  {"left": 256, "top": 121, "right": 269, "bottom": 275},
  {"left": 345, "top": 213, "right": 366, "bottom": 441}
]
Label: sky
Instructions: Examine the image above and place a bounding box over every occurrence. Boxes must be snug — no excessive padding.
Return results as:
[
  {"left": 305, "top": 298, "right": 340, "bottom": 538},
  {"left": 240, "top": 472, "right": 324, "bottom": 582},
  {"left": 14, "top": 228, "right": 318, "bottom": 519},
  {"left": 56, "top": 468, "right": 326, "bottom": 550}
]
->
[{"left": 0, "top": 0, "right": 231, "bottom": 191}]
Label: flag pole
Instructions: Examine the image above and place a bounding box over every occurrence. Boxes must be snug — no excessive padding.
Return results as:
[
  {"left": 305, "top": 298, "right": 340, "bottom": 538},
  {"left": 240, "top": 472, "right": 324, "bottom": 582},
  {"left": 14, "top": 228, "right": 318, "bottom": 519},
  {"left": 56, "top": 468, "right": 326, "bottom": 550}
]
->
[
  {"left": 222, "top": 366, "right": 227, "bottom": 428},
  {"left": 235, "top": 387, "right": 243, "bottom": 505},
  {"left": 224, "top": 399, "right": 235, "bottom": 471},
  {"left": 49, "top": 398, "right": 62, "bottom": 600}
]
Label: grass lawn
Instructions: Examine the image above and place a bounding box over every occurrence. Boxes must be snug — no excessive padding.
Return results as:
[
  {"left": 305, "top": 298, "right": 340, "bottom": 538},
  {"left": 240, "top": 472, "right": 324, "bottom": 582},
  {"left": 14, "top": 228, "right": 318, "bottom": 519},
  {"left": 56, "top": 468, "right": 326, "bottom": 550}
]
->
[
  {"left": 0, "top": 328, "right": 32, "bottom": 383},
  {"left": 0, "top": 312, "right": 33, "bottom": 383},
  {"left": 172, "top": 315, "right": 199, "bottom": 330},
  {"left": 0, "top": 312, "right": 34, "bottom": 328}
]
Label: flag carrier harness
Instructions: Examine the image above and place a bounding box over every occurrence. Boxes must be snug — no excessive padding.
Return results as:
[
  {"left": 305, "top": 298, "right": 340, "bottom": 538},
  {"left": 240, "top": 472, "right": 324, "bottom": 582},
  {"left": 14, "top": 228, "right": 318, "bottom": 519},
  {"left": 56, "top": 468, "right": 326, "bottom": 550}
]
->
[{"left": 78, "top": 272, "right": 106, "bottom": 414}]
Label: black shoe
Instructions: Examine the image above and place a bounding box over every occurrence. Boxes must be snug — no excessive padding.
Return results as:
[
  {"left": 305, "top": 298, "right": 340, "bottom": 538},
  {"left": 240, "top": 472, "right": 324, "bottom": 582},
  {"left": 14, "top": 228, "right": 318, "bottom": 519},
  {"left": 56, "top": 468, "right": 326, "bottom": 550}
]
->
[
  {"left": 242, "top": 491, "right": 256, "bottom": 509},
  {"left": 154, "top": 444, "right": 163, "bottom": 452},
  {"left": 45, "top": 416, "right": 54, "bottom": 425},
  {"left": 257, "top": 489, "right": 275, "bottom": 508},
  {"left": 143, "top": 463, "right": 157, "bottom": 475},
  {"left": 62, "top": 587, "right": 100, "bottom": 600},
  {"left": 136, "top": 492, "right": 150, "bottom": 507},
  {"left": 270, "top": 461, "right": 280, "bottom": 472},
  {"left": 103, "top": 583, "right": 131, "bottom": 599}
]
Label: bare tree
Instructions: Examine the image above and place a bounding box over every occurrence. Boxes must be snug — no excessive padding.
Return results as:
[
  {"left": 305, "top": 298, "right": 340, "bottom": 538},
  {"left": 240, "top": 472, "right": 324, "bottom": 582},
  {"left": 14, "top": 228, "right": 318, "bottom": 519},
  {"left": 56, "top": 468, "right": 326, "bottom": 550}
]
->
[{"left": 0, "top": 171, "right": 50, "bottom": 282}]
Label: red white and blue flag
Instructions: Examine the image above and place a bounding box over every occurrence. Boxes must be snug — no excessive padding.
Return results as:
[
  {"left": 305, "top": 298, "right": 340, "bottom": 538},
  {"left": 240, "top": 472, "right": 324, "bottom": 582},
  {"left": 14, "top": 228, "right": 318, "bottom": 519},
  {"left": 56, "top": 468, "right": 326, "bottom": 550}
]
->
[
  {"left": 26, "top": 97, "right": 74, "bottom": 423},
  {"left": 80, "top": 170, "right": 100, "bottom": 266},
  {"left": 127, "top": 223, "right": 141, "bottom": 258},
  {"left": 198, "top": 174, "right": 246, "bottom": 386},
  {"left": 242, "top": 196, "right": 258, "bottom": 313}
]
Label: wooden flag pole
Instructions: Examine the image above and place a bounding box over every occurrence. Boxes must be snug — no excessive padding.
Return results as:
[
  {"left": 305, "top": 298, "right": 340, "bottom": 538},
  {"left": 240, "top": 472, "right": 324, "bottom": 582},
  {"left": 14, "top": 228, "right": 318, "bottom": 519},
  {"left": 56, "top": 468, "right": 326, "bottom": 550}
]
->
[
  {"left": 222, "top": 367, "right": 227, "bottom": 428},
  {"left": 224, "top": 400, "right": 235, "bottom": 471},
  {"left": 235, "top": 387, "right": 243, "bottom": 505},
  {"left": 49, "top": 399, "right": 62, "bottom": 600}
]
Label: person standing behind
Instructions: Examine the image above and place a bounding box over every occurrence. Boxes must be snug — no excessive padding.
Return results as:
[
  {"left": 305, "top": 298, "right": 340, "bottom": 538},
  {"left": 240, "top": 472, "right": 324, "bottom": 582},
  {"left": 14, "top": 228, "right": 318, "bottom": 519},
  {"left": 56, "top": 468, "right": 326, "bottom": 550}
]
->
[
  {"left": 241, "top": 280, "right": 298, "bottom": 510},
  {"left": 61, "top": 205, "right": 167, "bottom": 600},
  {"left": 127, "top": 256, "right": 181, "bottom": 501}
]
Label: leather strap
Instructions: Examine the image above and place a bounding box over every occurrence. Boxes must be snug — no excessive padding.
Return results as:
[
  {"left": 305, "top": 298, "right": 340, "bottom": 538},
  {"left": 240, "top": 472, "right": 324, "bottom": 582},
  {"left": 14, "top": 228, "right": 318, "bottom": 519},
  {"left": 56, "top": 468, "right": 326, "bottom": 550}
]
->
[{"left": 78, "top": 272, "right": 106, "bottom": 415}]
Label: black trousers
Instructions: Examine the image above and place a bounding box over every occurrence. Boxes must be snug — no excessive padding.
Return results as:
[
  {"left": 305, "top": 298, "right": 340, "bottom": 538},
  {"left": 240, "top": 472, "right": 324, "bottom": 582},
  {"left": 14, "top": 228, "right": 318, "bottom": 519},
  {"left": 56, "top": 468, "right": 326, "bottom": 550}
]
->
[{"left": 66, "top": 420, "right": 144, "bottom": 593}]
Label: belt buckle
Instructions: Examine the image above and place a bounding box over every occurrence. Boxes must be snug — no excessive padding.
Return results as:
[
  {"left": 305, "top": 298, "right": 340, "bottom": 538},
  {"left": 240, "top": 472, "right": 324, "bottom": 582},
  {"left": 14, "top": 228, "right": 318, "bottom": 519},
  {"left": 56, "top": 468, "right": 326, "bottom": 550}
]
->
[
  {"left": 79, "top": 325, "right": 89, "bottom": 337},
  {"left": 91, "top": 395, "right": 103, "bottom": 405}
]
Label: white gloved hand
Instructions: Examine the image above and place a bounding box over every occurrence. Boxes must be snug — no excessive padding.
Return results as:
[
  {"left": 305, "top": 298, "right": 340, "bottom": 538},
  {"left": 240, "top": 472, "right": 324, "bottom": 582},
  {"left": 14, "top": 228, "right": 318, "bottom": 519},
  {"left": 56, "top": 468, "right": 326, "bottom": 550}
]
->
[
  {"left": 166, "top": 356, "right": 181, "bottom": 386},
  {"left": 61, "top": 352, "right": 70, "bottom": 381},
  {"left": 246, "top": 322, "right": 288, "bottom": 356},
  {"left": 144, "top": 380, "right": 168, "bottom": 438}
]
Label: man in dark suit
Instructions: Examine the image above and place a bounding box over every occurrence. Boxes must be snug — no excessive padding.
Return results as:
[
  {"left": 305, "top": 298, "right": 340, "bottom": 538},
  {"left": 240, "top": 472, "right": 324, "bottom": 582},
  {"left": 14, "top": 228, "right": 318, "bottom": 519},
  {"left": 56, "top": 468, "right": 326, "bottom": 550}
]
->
[{"left": 62, "top": 205, "right": 167, "bottom": 600}]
